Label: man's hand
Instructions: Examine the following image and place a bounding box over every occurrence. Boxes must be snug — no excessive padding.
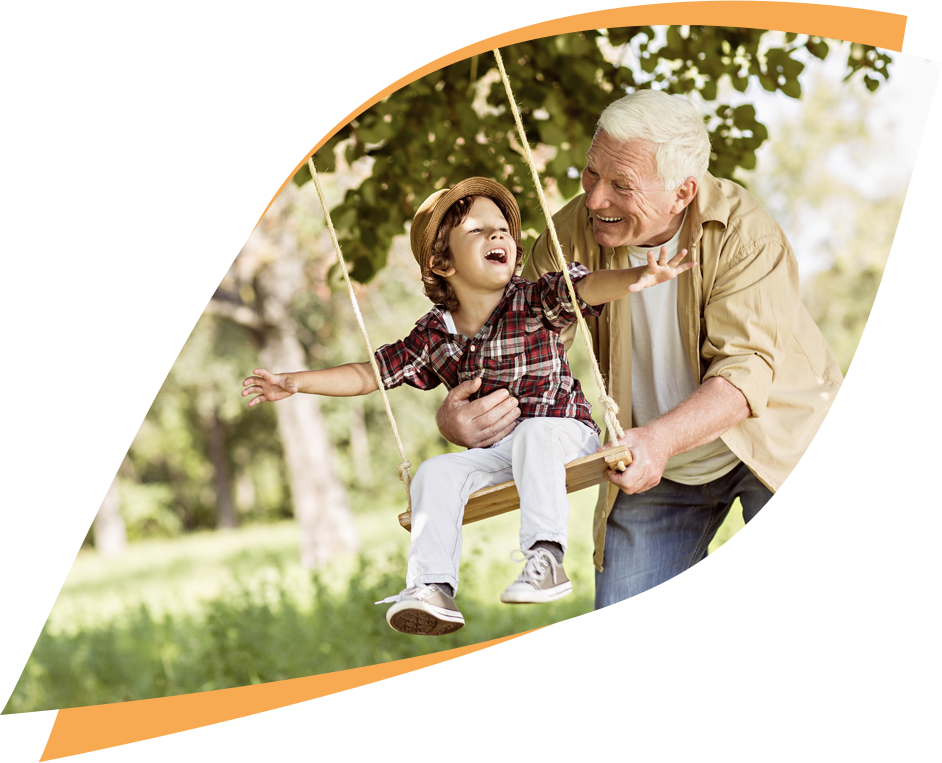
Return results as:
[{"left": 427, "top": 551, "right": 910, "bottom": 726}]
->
[
  {"left": 437, "top": 377, "right": 520, "bottom": 448},
  {"left": 601, "top": 377, "right": 752, "bottom": 494},
  {"left": 601, "top": 425, "right": 671, "bottom": 494}
]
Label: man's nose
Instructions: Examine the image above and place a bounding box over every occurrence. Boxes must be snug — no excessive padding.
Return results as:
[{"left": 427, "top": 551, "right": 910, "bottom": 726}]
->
[{"left": 585, "top": 182, "right": 609, "bottom": 209}]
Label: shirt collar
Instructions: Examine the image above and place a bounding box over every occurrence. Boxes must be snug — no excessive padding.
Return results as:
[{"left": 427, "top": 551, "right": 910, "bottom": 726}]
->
[
  {"left": 415, "top": 306, "right": 449, "bottom": 333},
  {"left": 416, "top": 276, "right": 523, "bottom": 335}
]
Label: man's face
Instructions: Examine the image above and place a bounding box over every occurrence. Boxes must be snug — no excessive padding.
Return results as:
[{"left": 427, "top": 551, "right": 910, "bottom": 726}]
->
[{"left": 581, "top": 129, "right": 690, "bottom": 249}]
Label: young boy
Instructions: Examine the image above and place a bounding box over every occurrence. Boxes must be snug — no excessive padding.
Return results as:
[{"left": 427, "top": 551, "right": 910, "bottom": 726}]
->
[{"left": 242, "top": 177, "right": 693, "bottom": 637}]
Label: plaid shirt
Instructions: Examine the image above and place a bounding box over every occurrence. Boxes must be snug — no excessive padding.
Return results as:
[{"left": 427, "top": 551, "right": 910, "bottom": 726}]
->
[{"left": 374, "top": 263, "right": 603, "bottom": 434}]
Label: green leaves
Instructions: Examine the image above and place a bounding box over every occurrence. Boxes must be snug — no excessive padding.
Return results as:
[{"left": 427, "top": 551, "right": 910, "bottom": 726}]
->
[
  {"left": 0, "top": 105, "right": 33, "bottom": 141},
  {"left": 709, "top": 103, "right": 770, "bottom": 178},
  {"left": 254, "top": 0, "right": 860, "bottom": 280}
]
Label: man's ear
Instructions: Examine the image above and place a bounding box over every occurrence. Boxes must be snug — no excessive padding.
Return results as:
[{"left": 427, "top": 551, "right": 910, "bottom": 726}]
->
[{"left": 672, "top": 177, "right": 698, "bottom": 214}]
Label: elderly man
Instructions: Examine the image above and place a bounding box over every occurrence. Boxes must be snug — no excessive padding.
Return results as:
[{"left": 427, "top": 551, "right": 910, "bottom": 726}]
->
[{"left": 437, "top": 90, "right": 842, "bottom": 606}]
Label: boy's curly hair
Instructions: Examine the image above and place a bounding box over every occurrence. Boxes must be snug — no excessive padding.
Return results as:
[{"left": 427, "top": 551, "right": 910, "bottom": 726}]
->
[{"left": 421, "top": 194, "right": 525, "bottom": 311}]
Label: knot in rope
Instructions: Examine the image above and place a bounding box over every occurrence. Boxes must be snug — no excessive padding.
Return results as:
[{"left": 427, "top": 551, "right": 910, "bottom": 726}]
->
[
  {"left": 597, "top": 393, "right": 624, "bottom": 443},
  {"left": 396, "top": 461, "right": 414, "bottom": 511}
]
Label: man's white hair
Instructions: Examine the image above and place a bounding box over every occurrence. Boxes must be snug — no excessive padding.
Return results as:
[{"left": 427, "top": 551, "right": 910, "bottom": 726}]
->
[{"left": 598, "top": 90, "right": 711, "bottom": 190}]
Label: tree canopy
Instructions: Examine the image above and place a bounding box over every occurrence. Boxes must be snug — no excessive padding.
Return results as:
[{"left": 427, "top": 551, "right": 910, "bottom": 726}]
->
[
  {"left": 0, "top": 0, "right": 935, "bottom": 268},
  {"left": 294, "top": 27, "right": 892, "bottom": 283}
]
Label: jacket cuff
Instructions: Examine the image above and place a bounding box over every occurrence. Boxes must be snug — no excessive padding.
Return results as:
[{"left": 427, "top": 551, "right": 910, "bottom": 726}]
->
[{"left": 702, "top": 354, "right": 773, "bottom": 418}]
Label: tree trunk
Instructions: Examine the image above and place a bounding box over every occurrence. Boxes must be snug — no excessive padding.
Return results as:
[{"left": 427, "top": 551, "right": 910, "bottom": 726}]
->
[
  {"left": 85, "top": 410, "right": 128, "bottom": 556},
  {"left": 207, "top": 409, "right": 238, "bottom": 529},
  {"left": 349, "top": 397, "right": 372, "bottom": 487},
  {"left": 261, "top": 328, "right": 360, "bottom": 568}
]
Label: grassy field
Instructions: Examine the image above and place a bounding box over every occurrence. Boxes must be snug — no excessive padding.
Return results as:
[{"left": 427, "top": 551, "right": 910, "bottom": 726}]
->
[{"left": 6, "top": 488, "right": 743, "bottom": 713}]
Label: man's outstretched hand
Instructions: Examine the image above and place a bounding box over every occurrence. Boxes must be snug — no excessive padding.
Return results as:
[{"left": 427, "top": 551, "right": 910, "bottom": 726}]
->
[{"left": 437, "top": 377, "right": 521, "bottom": 448}]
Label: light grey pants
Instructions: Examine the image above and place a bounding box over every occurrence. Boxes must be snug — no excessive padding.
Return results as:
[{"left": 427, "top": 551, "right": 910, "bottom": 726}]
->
[{"left": 406, "top": 417, "right": 600, "bottom": 593}]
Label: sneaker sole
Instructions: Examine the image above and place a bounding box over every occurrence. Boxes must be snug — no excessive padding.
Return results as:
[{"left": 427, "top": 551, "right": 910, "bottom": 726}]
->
[
  {"left": 500, "top": 580, "right": 572, "bottom": 604},
  {"left": 387, "top": 601, "right": 465, "bottom": 636}
]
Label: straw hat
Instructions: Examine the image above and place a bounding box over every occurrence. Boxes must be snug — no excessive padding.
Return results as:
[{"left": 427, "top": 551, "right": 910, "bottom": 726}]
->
[{"left": 409, "top": 177, "right": 521, "bottom": 277}]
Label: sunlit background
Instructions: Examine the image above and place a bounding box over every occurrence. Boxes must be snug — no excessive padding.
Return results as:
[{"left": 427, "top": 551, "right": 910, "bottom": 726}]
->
[{"left": 0, "top": 2, "right": 942, "bottom": 714}]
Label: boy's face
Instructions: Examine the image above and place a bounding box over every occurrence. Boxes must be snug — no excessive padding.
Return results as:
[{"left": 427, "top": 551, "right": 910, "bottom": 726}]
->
[{"left": 434, "top": 196, "right": 517, "bottom": 297}]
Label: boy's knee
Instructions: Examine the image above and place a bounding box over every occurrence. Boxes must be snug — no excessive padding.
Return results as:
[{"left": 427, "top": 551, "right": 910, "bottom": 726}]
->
[
  {"left": 414, "top": 453, "right": 466, "bottom": 488},
  {"left": 513, "top": 417, "right": 563, "bottom": 445},
  {"left": 414, "top": 455, "right": 444, "bottom": 484}
]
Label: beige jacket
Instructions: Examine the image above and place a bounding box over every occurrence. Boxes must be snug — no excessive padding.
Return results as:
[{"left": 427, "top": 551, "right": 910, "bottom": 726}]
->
[{"left": 522, "top": 173, "right": 843, "bottom": 570}]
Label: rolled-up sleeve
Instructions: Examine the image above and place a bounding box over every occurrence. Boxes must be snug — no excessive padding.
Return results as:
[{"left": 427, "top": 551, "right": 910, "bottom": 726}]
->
[{"left": 701, "top": 232, "right": 800, "bottom": 418}]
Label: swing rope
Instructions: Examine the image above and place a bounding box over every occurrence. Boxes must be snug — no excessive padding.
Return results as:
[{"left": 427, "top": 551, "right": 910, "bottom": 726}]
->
[
  {"left": 492, "top": 48, "right": 625, "bottom": 443},
  {"left": 309, "top": 50, "right": 626, "bottom": 517},
  {"left": 308, "top": 159, "right": 414, "bottom": 510}
]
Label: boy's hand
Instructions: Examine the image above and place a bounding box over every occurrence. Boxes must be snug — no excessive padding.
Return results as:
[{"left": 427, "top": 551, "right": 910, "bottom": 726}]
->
[
  {"left": 242, "top": 368, "right": 298, "bottom": 407},
  {"left": 628, "top": 246, "right": 696, "bottom": 292}
]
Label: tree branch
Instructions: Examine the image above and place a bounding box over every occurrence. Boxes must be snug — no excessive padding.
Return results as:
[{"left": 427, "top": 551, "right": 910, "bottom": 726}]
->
[{"left": 205, "top": 295, "right": 263, "bottom": 330}]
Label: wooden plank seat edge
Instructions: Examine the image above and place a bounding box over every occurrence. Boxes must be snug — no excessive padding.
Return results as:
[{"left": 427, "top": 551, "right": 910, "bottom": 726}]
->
[{"left": 398, "top": 443, "right": 632, "bottom": 532}]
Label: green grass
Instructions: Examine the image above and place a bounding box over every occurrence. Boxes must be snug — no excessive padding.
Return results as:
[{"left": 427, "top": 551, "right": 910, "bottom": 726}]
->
[{"left": 6, "top": 488, "right": 743, "bottom": 714}]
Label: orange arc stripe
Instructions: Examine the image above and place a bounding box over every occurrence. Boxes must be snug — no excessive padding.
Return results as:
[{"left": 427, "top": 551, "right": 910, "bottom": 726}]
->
[
  {"left": 40, "top": 630, "right": 532, "bottom": 760},
  {"left": 256, "top": 1, "right": 906, "bottom": 227}
]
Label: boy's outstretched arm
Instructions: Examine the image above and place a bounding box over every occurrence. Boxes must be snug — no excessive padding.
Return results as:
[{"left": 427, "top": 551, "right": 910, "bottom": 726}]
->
[
  {"left": 242, "top": 364, "right": 378, "bottom": 407},
  {"left": 575, "top": 246, "right": 695, "bottom": 306}
]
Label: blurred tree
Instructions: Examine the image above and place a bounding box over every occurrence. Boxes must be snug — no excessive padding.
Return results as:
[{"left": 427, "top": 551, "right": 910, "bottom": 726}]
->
[
  {"left": 806, "top": 180, "right": 942, "bottom": 429},
  {"left": 0, "top": 157, "right": 291, "bottom": 553},
  {"left": 737, "top": 70, "right": 907, "bottom": 373},
  {"left": 2, "top": 4, "right": 366, "bottom": 566},
  {"left": 0, "top": 0, "right": 940, "bottom": 564},
  {"left": 155, "top": 6, "right": 359, "bottom": 567},
  {"left": 294, "top": 27, "right": 892, "bottom": 283}
]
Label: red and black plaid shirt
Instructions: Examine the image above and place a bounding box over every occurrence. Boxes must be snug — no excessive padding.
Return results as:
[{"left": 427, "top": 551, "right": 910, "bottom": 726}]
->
[{"left": 374, "top": 263, "right": 602, "bottom": 434}]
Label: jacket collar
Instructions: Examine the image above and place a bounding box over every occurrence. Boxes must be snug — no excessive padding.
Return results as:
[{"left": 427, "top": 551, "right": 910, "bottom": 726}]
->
[{"left": 692, "top": 171, "right": 730, "bottom": 229}]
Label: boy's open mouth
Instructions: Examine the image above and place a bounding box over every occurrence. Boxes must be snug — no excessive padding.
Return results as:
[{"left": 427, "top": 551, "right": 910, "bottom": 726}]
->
[{"left": 485, "top": 248, "right": 508, "bottom": 264}]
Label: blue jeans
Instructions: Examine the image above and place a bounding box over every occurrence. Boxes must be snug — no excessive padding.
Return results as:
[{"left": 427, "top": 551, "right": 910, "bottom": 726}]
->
[{"left": 595, "top": 464, "right": 893, "bottom": 715}]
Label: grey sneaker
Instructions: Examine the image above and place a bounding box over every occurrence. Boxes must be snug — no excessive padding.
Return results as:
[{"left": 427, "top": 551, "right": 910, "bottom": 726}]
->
[
  {"left": 500, "top": 547, "right": 572, "bottom": 604},
  {"left": 376, "top": 584, "right": 465, "bottom": 636}
]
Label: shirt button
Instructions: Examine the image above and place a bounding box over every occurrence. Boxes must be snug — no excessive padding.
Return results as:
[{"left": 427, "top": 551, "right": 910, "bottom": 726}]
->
[{"left": 470, "top": 344, "right": 476, "bottom": 352}]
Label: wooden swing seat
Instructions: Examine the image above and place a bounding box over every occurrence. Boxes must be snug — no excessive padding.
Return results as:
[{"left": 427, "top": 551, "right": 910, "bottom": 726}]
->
[{"left": 397, "top": 442, "right": 631, "bottom": 531}]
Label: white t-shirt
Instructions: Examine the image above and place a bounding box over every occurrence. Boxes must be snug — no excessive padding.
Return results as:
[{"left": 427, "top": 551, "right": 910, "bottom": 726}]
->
[{"left": 617, "top": 217, "right": 740, "bottom": 485}]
